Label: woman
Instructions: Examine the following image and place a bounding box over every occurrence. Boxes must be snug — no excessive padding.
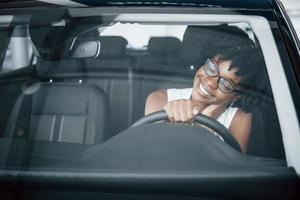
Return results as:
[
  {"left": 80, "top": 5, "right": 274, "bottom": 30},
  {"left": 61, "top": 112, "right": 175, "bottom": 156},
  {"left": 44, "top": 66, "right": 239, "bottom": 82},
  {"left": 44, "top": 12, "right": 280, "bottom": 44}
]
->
[{"left": 144, "top": 26, "right": 267, "bottom": 153}]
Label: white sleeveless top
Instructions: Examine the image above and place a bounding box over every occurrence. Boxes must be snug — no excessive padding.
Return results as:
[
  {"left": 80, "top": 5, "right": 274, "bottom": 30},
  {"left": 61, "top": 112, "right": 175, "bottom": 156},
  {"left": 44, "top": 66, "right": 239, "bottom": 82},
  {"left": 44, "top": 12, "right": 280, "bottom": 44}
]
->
[{"left": 167, "top": 88, "right": 238, "bottom": 129}]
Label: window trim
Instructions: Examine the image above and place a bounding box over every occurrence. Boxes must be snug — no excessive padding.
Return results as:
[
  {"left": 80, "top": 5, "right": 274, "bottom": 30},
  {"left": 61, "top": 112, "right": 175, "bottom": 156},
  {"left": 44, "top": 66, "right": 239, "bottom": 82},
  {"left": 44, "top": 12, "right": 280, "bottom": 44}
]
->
[{"left": 0, "top": 12, "right": 299, "bottom": 175}]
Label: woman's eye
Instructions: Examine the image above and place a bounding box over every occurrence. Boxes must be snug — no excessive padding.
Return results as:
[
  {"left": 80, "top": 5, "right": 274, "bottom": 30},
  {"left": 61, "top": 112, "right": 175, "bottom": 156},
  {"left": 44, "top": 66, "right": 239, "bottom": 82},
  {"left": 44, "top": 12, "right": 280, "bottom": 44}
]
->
[
  {"left": 207, "top": 62, "right": 218, "bottom": 75},
  {"left": 219, "top": 79, "right": 234, "bottom": 91}
]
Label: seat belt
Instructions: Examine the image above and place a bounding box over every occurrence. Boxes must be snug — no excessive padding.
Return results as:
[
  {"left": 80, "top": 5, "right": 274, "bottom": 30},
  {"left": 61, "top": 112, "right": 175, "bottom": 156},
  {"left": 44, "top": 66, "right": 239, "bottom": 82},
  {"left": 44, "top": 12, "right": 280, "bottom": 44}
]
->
[
  {"left": 3, "top": 94, "right": 32, "bottom": 139},
  {"left": 3, "top": 82, "right": 37, "bottom": 139},
  {"left": 3, "top": 94, "right": 25, "bottom": 138},
  {"left": 14, "top": 94, "right": 32, "bottom": 139}
]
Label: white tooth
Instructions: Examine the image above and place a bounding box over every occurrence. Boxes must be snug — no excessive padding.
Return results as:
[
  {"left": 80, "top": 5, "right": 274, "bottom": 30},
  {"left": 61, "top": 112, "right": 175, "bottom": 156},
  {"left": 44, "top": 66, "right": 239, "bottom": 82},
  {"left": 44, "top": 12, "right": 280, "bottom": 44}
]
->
[{"left": 200, "top": 84, "right": 211, "bottom": 96}]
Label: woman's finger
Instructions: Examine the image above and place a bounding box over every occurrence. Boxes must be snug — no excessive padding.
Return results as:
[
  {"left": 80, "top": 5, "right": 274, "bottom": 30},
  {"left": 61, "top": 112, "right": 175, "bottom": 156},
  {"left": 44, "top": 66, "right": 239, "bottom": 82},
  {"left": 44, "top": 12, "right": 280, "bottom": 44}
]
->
[
  {"left": 192, "top": 107, "right": 199, "bottom": 115},
  {"left": 173, "top": 101, "right": 181, "bottom": 122},
  {"left": 164, "top": 104, "right": 175, "bottom": 122},
  {"left": 187, "top": 101, "right": 194, "bottom": 123},
  {"left": 179, "top": 100, "right": 188, "bottom": 122}
]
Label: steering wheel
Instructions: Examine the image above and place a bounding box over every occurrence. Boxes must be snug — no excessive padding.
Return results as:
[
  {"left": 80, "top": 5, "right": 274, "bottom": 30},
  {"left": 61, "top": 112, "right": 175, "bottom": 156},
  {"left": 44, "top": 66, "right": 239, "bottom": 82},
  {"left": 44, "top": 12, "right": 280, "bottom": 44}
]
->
[{"left": 131, "top": 111, "right": 242, "bottom": 152}]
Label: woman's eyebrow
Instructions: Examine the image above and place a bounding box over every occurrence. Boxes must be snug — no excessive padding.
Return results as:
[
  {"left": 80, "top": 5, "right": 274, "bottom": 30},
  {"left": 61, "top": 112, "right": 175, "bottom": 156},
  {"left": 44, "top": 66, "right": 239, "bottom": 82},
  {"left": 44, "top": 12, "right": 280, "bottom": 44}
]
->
[
  {"left": 215, "top": 60, "right": 241, "bottom": 86},
  {"left": 226, "top": 77, "right": 237, "bottom": 86},
  {"left": 218, "top": 67, "right": 238, "bottom": 86},
  {"left": 219, "top": 73, "right": 235, "bottom": 85}
]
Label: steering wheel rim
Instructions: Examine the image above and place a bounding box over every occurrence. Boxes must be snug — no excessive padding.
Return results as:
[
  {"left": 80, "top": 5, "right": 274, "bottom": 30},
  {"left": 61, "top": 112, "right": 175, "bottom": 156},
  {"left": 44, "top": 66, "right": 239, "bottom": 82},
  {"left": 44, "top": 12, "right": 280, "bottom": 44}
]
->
[{"left": 131, "top": 111, "right": 242, "bottom": 152}]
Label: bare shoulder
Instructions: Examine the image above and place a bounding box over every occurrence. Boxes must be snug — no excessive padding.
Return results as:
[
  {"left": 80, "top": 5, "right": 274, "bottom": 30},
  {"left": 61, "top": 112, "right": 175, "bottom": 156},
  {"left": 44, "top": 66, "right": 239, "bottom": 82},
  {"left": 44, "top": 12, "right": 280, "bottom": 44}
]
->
[
  {"left": 233, "top": 109, "right": 252, "bottom": 121},
  {"left": 229, "top": 109, "right": 252, "bottom": 153},
  {"left": 144, "top": 89, "right": 168, "bottom": 115}
]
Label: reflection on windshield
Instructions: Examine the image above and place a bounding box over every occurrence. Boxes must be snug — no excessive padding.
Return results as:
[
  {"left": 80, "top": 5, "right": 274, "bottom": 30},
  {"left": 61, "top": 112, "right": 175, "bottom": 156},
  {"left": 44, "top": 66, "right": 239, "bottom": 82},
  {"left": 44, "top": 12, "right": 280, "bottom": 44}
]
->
[{"left": 0, "top": 15, "right": 285, "bottom": 173}]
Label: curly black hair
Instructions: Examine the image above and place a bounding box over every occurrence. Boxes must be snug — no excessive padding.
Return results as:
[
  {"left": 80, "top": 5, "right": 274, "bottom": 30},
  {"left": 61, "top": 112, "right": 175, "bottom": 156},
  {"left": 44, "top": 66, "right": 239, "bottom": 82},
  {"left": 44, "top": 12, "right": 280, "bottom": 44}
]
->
[{"left": 203, "top": 25, "right": 273, "bottom": 113}]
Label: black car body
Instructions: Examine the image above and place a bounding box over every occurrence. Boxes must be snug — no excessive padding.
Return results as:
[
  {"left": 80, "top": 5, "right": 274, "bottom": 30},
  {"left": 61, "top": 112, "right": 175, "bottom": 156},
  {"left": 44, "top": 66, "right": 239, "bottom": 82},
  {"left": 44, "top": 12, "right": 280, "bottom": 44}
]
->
[{"left": 0, "top": 0, "right": 299, "bottom": 199}]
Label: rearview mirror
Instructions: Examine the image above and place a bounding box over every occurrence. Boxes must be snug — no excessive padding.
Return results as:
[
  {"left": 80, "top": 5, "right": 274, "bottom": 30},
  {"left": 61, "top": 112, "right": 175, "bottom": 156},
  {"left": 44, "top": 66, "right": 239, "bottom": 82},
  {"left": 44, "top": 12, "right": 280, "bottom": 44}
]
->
[
  {"left": 30, "top": 26, "right": 101, "bottom": 60},
  {"left": 69, "top": 39, "right": 101, "bottom": 58}
]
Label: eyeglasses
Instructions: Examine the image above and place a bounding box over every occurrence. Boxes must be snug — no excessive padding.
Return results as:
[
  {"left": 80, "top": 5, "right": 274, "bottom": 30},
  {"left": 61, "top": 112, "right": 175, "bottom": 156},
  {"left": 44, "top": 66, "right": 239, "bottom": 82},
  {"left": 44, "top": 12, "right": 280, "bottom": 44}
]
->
[{"left": 203, "top": 59, "right": 236, "bottom": 94}]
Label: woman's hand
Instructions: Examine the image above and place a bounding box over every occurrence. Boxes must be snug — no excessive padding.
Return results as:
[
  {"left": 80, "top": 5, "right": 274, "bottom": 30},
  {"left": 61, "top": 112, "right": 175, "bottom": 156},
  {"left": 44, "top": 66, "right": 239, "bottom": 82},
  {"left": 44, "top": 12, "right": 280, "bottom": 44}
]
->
[
  {"left": 164, "top": 100, "right": 229, "bottom": 123},
  {"left": 163, "top": 99, "right": 201, "bottom": 123}
]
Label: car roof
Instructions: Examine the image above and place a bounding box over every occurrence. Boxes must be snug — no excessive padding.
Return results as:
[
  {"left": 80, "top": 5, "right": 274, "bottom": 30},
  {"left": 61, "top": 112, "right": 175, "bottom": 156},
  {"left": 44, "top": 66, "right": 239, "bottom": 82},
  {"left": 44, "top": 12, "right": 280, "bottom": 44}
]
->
[
  {"left": 1, "top": 0, "right": 276, "bottom": 10},
  {"left": 70, "top": 0, "right": 274, "bottom": 9}
]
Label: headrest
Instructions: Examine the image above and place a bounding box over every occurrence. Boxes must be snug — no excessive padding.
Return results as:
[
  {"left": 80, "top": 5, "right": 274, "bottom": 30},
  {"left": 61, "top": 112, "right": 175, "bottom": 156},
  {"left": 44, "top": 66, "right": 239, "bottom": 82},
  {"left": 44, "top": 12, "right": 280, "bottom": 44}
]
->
[
  {"left": 181, "top": 24, "right": 255, "bottom": 67},
  {"left": 98, "top": 36, "right": 128, "bottom": 59},
  {"left": 180, "top": 25, "right": 224, "bottom": 66},
  {"left": 36, "top": 58, "right": 87, "bottom": 79},
  {"left": 148, "top": 37, "right": 181, "bottom": 55}
]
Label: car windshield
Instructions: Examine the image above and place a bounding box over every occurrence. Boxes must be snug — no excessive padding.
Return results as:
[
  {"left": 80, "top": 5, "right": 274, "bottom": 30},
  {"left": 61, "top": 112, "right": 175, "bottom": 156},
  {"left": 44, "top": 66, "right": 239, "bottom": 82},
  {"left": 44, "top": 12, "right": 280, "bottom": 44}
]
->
[{"left": 0, "top": 11, "right": 286, "bottom": 173}]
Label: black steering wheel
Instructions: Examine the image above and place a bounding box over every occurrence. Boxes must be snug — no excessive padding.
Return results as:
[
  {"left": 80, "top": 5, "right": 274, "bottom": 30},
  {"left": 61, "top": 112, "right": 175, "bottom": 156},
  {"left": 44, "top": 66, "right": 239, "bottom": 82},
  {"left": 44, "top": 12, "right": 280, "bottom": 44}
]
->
[{"left": 131, "top": 111, "right": 242, "bottom": 152}]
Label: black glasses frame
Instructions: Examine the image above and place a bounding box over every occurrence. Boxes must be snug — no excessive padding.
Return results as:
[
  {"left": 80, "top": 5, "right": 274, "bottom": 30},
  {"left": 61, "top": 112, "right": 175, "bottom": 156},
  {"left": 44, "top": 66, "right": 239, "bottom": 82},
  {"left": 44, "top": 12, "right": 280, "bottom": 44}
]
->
[{"left": 204, "top": 59, "right": 236, "bottom": 94}]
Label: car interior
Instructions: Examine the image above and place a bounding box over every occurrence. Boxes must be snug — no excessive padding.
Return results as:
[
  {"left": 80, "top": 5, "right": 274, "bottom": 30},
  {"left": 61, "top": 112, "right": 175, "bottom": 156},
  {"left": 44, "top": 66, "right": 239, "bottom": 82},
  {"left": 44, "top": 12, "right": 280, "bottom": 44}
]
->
[
  {"left": 0, "top": 14, "right": 285, "bottom": 165},
  {"left": 0, "top": 10, "right": 299, "bottom": 200}
]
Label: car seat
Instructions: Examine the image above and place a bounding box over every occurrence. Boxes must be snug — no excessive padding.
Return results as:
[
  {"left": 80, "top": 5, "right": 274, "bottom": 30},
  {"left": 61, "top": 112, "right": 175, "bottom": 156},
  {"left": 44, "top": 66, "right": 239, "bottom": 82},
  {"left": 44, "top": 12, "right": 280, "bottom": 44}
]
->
[
  {"left": 83, "top": 36, "right": 132, "bottom": 136},
  {"left": 4, "top": 41, "right": 110, "bottom": 145},
  {"left": 135, "top": 37, "right": 181, "bottom": 72}
]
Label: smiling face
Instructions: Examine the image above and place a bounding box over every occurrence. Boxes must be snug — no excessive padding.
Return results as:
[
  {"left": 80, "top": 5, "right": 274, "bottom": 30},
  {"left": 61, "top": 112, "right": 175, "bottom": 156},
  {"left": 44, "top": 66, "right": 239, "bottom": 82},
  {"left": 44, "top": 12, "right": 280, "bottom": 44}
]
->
[{"left": 191, "top": 56, "right": 243, "bottom": 106}]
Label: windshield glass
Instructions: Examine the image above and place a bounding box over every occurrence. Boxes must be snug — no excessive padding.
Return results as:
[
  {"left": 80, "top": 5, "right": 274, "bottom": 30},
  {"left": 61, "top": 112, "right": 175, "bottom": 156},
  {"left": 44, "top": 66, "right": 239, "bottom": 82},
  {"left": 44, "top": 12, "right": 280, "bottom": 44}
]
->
[{"left": 0, "top": 12, "right": 286, "bottom": 172}]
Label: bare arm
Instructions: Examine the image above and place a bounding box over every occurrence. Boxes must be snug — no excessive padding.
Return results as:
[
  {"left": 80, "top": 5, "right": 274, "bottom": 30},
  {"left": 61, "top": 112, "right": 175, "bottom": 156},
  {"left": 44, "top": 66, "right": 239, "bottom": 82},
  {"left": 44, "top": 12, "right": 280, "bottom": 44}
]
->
[
  {"left": 229, "top": 110, "right": 252, "bottom": 153},
  {"left": 145, "top": 90, "right": 198, "bottom": 122},
  {"left": 145, "top": 90, "right": 251, "bottom": 153},
  {"left": 144, "top": 89, "right": 168, "bottom": 115}
]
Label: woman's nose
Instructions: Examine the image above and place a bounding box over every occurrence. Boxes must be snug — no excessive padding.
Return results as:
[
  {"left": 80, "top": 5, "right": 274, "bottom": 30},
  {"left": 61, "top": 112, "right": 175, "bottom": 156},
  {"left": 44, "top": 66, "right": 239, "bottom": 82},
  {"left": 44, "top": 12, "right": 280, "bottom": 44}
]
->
[{"left": 205, "top": 76, "right": 219, "bottom": 89}]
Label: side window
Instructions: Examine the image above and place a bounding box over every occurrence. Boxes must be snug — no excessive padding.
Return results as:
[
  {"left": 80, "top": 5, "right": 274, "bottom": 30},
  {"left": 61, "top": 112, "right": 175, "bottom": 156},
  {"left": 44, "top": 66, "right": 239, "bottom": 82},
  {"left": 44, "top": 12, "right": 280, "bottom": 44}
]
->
[{"left": 1, "top": 26, "right": 35, "bottom": 73}]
